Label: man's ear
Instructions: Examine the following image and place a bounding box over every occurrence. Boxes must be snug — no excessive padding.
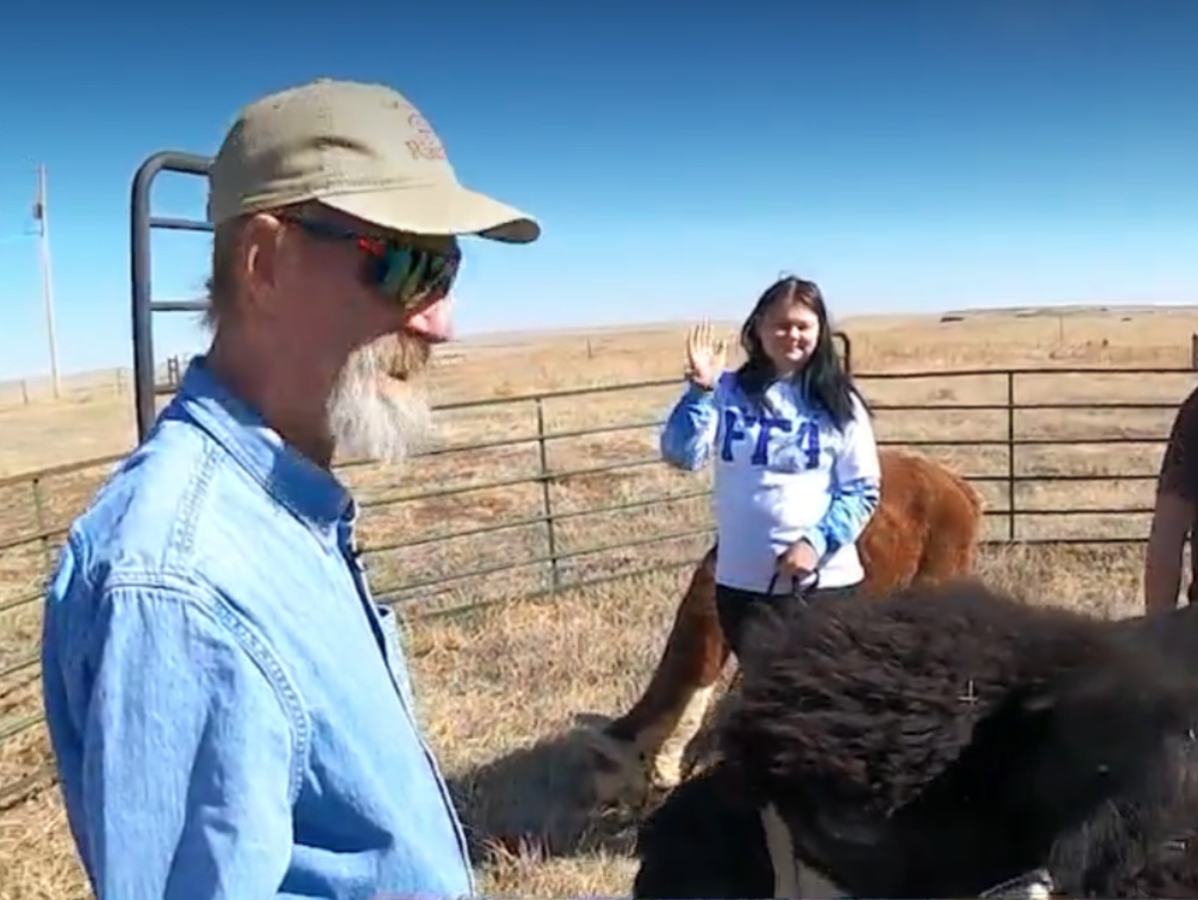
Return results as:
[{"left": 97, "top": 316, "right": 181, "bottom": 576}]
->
[{"left": 240, "top": 213, "right": 287, "bottom": 319}]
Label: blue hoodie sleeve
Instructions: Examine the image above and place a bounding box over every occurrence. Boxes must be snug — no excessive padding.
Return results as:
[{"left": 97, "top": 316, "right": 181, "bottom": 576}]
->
[
  {"left": 660, "top": 378, "right": 723, "bottom": 471},
  {"left": 799, "top": 392, "right": 882, "bottom": 560}
]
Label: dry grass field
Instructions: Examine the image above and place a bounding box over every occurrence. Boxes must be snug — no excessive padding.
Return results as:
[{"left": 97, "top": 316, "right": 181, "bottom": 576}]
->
[{"left": 2, "top": 304, "right": 1198, "bottom": 898}]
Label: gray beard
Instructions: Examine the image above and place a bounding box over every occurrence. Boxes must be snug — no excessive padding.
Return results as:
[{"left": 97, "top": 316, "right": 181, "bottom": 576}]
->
[{"left": 326, "top": 342, "right": 436, "bottom": 465}]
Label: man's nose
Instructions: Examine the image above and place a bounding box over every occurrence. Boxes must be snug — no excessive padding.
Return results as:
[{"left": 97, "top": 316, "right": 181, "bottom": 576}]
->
[{"left": 402, "top": 293, "right": 455, "bottom": 343}]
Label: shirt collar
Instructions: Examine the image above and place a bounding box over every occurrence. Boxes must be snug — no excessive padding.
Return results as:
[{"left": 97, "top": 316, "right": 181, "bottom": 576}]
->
[{"left": 160, "top": 355, "right": 353, "bottom": 541}]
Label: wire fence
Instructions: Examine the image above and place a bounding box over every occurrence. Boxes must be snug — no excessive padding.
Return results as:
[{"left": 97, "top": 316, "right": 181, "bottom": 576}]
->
[{"left": 1, "top": 363, "right": 1195, "bottom": 808}]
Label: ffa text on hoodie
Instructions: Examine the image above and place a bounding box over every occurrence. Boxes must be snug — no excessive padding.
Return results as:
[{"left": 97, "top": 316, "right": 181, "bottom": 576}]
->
[{"left": 660, "top": 371, "right": 882, "bottom": 594}]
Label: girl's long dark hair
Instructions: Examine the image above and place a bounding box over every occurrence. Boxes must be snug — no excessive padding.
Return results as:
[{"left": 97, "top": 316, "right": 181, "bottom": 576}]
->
[{"left": 734, "top": 276, "right": 866, "bottom": 430}]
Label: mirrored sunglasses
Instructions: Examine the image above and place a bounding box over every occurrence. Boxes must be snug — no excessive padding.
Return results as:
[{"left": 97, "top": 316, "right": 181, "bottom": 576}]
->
[{"left": 279, "top": 215, "right": 461, "bottom": 306}]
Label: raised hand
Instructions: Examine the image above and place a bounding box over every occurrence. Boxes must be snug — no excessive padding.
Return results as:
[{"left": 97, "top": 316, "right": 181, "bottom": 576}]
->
[{"left": 685, "top": 319, "right": 728, "bottom": 390}]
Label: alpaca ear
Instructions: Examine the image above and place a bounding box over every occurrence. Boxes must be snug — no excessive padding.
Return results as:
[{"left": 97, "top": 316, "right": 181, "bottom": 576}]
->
[
  {"left": 573, "top": 725, "right": 617, "bottom": 756},
  {"left": 573, "top": 723, "right": 640, "bottom": 771}
]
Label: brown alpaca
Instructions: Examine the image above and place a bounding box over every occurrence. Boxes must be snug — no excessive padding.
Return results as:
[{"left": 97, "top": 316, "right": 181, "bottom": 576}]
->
[{"left": 582, "top": 449, "right": 984, "bottom": 805}]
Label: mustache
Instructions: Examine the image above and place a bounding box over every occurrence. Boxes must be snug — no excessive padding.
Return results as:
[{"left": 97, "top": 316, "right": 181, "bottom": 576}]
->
[{"left": 368, "top": 332, "right": 432, "bottom": 382}]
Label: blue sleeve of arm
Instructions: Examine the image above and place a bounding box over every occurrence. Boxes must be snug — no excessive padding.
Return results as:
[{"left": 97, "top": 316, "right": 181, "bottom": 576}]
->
[
  {"left": 76, "top": 583, "right": 297, "bottom": 900},
  {"left": 660, "top": 380, "right": 722, "bottom": 471},
  {"left": 802, "top": 395, "right": 883, "bottom": 560}
]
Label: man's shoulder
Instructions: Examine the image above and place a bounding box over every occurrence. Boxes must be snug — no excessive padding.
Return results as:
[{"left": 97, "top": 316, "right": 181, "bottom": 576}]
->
[
  {"left": 71, "top": 421, "right": 205, "bottom": 558},
  {"left": 59, "top": 418, "right": 268, "bottom": 600},
  {"left": 44, "top": 413, "right": 319, "bottom": 679}
]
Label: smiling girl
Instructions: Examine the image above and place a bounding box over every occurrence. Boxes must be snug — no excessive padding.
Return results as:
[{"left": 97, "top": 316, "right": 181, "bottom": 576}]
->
[{"left": 660, "top": 275, "right": 882, "bottom": 656}]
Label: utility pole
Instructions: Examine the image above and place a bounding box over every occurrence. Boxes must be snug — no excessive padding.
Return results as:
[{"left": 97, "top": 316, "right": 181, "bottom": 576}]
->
[{"left": 33, "top": 164, "right": 61, "bottom": 399}]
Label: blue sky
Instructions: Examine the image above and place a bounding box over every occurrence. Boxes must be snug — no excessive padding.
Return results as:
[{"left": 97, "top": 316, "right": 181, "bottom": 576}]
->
[{"left": 0, "top": 0, "right": 1195, "bottom": 381}]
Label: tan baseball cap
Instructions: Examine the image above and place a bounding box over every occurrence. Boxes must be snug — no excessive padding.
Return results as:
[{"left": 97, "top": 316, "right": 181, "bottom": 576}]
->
[{"left": 206, "top": 78, "right": 540, "bottom": 243}]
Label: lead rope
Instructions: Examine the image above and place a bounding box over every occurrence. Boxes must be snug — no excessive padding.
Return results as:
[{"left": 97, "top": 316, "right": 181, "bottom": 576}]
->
[
  {"left": 757, "top": 566, "right": 818, "bottom": 900},
  {"left": 760, "top": 803, "right": 847, "bottom": 899},
  {"left": 766, "top": 567, "right": 821, "bottom": 601},
  {"left": 760, "top": 802, "right": 802, "bottom": 898},
  {"left": 760, "top": 567, "right": 822, "bottom": 898}
]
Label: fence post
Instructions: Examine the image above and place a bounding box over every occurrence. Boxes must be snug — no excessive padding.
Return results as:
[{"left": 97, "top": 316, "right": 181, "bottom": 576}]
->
[
  {"left": 1005, "top": 371, "right": 1016, "bottom": 542},
  {"left": 1191, "top": 334, "right": 1198, "bottom": 371},
  {"left": 834, "top": 330, "right": 853, "bottom": 374},
  {"left": 31, "top": 476, "right": 54, "bottom": 575},
  {"left": 534, "top": 398, "right": 561, "bottom": 590}
]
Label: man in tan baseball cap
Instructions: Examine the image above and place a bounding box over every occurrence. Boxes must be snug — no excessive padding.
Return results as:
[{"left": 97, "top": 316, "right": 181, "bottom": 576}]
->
[{"left": 41, "top": 77, "right": 536, "bottom": 900}]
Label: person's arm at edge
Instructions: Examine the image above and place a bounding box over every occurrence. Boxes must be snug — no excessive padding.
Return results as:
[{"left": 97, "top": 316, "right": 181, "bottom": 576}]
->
[
  {"left": 1144, "top": 394, "right": 1198, "bottom": 614},
  {"left": 798, "top": 392, "right": 883, "bottom": 562},
  {"left": 77, "top": 580, "right": 299, "bottom": 899}
]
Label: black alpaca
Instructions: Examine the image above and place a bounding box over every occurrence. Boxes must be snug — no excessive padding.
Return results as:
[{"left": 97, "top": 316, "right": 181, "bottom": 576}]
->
[
  {"left": 631, "top": 763, "right": 776, "bottom": 899},
  {"left": 632, "top": 582, "right": 1198, "bottom": 899}
]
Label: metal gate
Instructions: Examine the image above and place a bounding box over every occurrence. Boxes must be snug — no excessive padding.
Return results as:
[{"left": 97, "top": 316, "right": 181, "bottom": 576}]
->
[{"left": 129, "top": 151, "right": 213, "bottom": 443}]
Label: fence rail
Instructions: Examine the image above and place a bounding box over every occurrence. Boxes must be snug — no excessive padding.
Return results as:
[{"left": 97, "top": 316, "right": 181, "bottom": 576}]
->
[{"left": 1, "top": 364, "right": 1196, "bottom": 808}]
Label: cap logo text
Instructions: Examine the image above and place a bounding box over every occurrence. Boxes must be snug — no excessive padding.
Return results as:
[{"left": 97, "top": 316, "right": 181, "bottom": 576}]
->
[{"left": 405, "top": 112, "right": 446, "bottom": 162}]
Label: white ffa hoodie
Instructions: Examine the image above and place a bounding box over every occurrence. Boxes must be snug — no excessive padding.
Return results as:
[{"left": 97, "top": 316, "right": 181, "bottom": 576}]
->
[{"left": 660, "top": 370, "right": 882, "bottom": 595}]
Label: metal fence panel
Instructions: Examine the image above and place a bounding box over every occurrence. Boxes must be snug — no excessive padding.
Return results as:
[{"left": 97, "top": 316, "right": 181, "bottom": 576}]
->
[{"left": 3, "top": 364, "right": 1195, "bottom": 807}]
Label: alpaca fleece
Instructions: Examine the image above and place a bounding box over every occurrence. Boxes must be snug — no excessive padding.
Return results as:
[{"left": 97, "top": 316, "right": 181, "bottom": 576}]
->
[{"left": 638, "top": 582, "right": 1198, "bottom": 898}]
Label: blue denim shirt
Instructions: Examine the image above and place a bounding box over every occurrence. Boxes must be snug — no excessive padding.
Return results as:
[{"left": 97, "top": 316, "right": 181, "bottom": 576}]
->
[{"left": 40, "top": 357, "right": 475, "bottom": 900}]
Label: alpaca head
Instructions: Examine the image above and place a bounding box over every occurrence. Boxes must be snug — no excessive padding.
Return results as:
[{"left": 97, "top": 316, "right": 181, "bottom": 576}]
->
[{"left": 575, "top": 725, "right": 686, "bottom": 808}]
